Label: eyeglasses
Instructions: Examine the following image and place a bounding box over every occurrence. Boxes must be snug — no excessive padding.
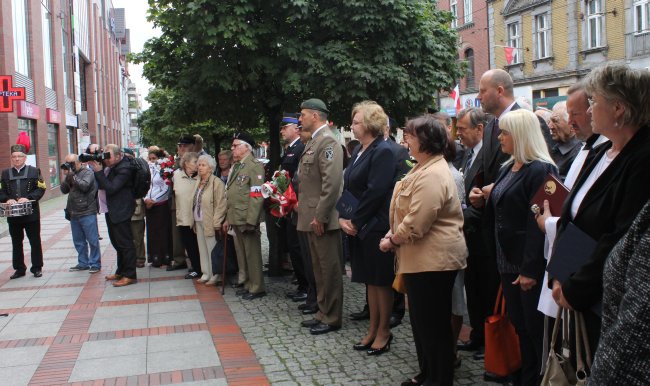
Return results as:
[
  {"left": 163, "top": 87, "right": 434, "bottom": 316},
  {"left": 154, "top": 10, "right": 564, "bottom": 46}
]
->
[
  {"left": 231, "top": 142, "right": 245, "bottom": 149},
  {"left": 587, "top": 98, "right": 595, "bottom": 108}
]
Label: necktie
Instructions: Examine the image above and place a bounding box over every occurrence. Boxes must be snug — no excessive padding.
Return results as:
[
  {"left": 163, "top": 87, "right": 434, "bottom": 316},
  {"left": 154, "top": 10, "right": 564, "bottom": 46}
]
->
[
  {"left": 464, "top": 148, "right": 474, "bottom": 173},
  {"left": 492, "top": 118, "right": 500, "bottom": 142}
]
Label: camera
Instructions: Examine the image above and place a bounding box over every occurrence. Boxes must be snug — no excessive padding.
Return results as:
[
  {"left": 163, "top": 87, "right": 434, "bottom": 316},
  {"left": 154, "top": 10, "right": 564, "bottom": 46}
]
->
[
  {"left": 79, "top": 151, "right": 111, "bottom": 163},
  {"left": 60, "top": 162, "right": 76, "bottom": 172}
]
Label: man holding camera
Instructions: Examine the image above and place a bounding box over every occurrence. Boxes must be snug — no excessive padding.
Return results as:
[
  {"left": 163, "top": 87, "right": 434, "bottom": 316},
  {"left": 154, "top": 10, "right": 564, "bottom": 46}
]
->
[
  {"left": 88, "top": 144, "right": 138, "bottom": 287},
  {"left": 61, "top": 154, "right": 100, "bottom": 273}
]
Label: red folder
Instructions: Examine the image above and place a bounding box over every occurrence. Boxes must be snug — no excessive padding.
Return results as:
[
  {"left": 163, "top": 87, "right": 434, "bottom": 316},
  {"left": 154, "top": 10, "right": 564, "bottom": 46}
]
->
[{"left": 530, "top": 173, "right": 569, "bottom": 216}]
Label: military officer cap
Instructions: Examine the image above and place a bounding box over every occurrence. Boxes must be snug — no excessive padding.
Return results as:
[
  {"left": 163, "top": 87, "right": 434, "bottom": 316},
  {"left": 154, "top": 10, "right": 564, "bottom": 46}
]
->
[
  {"left": 233, "top": 132, "right": 256, "bottom": 148},
  {"left": 10, "top": 144, "right": 27, "bottom": 154},
  {"left": 281, "top": 113, "right": 300, "bottom": 126},
  {"left": 300, "top": 98, "right": 329, "bottom": 114},
  {"left": 177, "top": 134, "right": 195, "bottom": 145}
]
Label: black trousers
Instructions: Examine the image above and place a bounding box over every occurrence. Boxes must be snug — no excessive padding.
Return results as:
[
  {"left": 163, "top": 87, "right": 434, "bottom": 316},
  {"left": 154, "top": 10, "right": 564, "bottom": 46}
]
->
[
  {"left": 178, "top": 225, "right": 201, "bottom": 275},
  {"left": 405, "top": 270, "right": 457, "bottom": 386},
  {"left": 501, "top": 273, "right": 544, "bottom": 386},
  {"left": 464, "top": 231, "right": 501, "bottom": 345},
  {"left": 9, "top": 220, "right": 43, "bottom": 273},
  {"left": 285, "top": 218, "right": 308, "bottom": 291},
  {"left": 297, "top": 230, "right": 317, "bottom": 307},
  {"left": 145, "top": 202, "right": 171, "bottom": 262},
  {"left": 265, "top": 211, "right": 286, "bottom": 276},
  {"left": 105, "top": 214, "right": 137, "bottom": 279}
]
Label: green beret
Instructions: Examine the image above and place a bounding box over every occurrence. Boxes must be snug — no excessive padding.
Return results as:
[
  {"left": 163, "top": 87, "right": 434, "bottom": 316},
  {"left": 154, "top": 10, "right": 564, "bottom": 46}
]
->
[{"left": 300, "top": 98, "right": 329, "bottom": 114}]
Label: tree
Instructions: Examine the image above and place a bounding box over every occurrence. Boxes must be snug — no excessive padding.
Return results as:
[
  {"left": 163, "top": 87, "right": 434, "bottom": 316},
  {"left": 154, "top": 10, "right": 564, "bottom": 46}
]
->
[{"left": 134, "top": 0, "right": 464, "bottom": 169}]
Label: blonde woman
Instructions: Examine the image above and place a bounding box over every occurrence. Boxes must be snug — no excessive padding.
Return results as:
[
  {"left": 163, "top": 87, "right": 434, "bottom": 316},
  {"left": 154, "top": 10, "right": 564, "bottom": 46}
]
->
[
  {"left": 482, "top": 109, "right": 557, "bottom": 386},
  {"left": 192, "top": 155, "right": 227, "bottom": 284}
]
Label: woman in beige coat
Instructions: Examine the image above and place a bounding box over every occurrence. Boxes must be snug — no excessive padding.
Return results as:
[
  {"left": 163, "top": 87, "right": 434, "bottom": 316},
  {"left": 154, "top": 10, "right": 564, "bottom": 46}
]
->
[
  {"left": 380, "top": 115, "right": 467, "bottom": 386},
  {"left": 172, "top": 152, "right": 201, "bottom": 279},
  {"left": 192, "top": 155, "right": 227, "bottom": 285}
]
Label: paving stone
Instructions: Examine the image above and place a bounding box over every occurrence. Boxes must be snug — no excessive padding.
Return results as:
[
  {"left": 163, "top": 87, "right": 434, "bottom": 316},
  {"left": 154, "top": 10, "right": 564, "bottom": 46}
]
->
[
  {"left": 0, "top": 364, "right": 39, "bottom": 386},
  {"left": 148, "top": 310, "right": 205, "bottom": 328},
  {"left": 69, "top": 354, "right": 147, "bottom": 382},
  {"left": 147, "top": 345, "right": 220, "bottom": 373},
  {"left": 0, "top": 346, "right": 49, "bottom": 367},
  {"left": 88, "top": 314, "right": 148, "bottom": 333},
  {"left": 77, "top": 336, "right": 147, "bottom": 360}
]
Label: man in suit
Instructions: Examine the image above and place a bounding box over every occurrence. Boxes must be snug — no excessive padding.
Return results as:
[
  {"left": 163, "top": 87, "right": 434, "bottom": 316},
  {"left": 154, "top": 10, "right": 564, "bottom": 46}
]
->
[
  {"left": 279, "top": 113, "right": 310, "bottom": 303},
  {"left": 548, "top": 101, "right": 582, "bottom": 181},
  {"left": 223, "top": 132, "right": 266, "bottom": 300},
  {"left": 297, "top": 98, "right": 344, "bottom": 335},
  {"left": 89, "top": 144, "right": 138, "bottom": 287},
  {"left": 0, "top": 144, "right": 46, "bottom": 279},
  {"left": 455, "top": 107, "right": 500, "bottom": 360}
]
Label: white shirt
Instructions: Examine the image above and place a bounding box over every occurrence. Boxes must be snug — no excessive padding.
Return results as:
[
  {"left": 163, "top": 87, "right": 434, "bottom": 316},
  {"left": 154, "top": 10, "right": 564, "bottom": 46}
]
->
[
  {"left": 570, "top": 151, "right": 615, "bottom": 219},
  {"left": 498, "top": 101, "right": 518, "bottom": 120},
  {"left": 563, "top": 135, "right": 610, "bottom": 189}
]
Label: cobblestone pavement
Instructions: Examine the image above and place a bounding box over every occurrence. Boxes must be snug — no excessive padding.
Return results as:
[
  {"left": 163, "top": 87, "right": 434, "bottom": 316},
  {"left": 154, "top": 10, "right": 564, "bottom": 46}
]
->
[{"left": 224, "top": 224, "right": 503, "bottom": 386}]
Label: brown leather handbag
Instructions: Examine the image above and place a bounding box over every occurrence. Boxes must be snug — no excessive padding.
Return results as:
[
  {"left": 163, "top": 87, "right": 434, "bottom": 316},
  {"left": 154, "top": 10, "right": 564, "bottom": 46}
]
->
[{"left": 484, "top": 285, "right": 522, "bottom": 377}]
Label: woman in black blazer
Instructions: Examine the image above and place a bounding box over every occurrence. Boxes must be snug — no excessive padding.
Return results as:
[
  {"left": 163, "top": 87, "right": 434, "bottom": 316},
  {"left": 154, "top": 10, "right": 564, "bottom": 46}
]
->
[
  {"left": 483, "top": 109, "right": 557, "bottom": 386},
  {"left": 339, "top": 101, "right": 397, "bottom": 355},
  {"left": 540, "top": 63, "right": 650, "bottom": 352}
]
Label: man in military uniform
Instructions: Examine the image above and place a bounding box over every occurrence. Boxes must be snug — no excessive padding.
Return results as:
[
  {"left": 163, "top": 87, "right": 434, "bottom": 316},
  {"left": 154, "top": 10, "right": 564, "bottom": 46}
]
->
[
  {"left": 0, "top": 144, "right": 46, "bottom": 279},
  {"left": 222, "top": 132, "right": 266, "bottom": 300},
  {"left": 297, "top": 98, "right": 344, "bottom": 335}
]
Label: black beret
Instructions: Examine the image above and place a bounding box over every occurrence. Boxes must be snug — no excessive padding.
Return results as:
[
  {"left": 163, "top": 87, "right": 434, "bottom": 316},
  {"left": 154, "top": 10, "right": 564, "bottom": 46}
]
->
[
  {"left": 233, "top": 132, "right": 256, "bottom": 148},
  {"left": 10, "top": 144, "right": 26, "bottom": 154},
  {"left": 300, "top": 98, "right": 329, "bottom": 114},
  {"left": 177, "top": 134, "right": 195, "bottom": 145}
]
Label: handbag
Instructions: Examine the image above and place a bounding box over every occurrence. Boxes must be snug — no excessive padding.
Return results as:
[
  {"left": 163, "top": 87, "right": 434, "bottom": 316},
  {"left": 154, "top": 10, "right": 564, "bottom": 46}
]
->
[
  {"left": 392, "top": 273, "right": 406, "bottom": 294},
  {"left": 484, "top": 285, "right": 522, "bottom": 377},
  {"left": 541, "top": 309, "right": 592, "bottom": 386}
]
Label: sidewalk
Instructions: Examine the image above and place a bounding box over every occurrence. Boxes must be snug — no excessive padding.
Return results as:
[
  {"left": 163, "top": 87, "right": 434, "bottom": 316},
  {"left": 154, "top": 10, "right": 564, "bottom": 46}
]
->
[{"left": 0, "top": 197, "right": 499, "bottom": 385}]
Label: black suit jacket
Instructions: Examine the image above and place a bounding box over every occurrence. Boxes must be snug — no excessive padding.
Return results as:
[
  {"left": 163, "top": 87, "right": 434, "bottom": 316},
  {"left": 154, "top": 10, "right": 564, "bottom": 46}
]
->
[
  {"left": 485, "top": 160, "right": 558, "bottom": 279},
  {"left": 281, "top": 139, "right": 305, "bottom": 192},
  {"left": 94, "top": 157, "right": 136, "bottom": 224},
  {"left": 343, "top": 136, "right": 396, "bottom": 233},
  {"left": 555, "top": 126, "right": 650, "bottom": 312},
  {"left": 385, "top": 138, "right": 411, "bottom": 183},
  {"left": 461, "top": 144, "right": 485, "bottom": 234}
]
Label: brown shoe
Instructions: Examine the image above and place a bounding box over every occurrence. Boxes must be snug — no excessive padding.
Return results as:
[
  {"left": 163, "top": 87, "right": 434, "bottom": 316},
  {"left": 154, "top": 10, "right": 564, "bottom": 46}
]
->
[
  {"left": 113, "top": 277, "right": 137, "bottom": 287},
  {"left": 105, "top": 274, "right": 123, "bottom": 281}
]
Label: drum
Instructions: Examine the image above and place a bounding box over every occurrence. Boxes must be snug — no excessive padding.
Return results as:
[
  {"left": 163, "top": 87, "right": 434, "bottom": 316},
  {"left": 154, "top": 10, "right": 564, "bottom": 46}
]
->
[{"left": 0, "top": 201, "right": 34, "bottom": 217}]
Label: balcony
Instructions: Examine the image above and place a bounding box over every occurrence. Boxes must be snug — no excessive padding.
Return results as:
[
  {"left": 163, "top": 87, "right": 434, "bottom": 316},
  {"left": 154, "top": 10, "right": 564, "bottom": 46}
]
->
[{"left": 626, "top": 31, "right": 650, "bottom": 59}]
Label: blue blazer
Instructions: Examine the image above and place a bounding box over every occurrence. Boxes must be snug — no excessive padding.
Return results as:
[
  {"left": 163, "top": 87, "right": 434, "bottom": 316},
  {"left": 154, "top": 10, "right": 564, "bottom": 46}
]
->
[
  {"left": 485, "top": 160, "right": 558, "bottom": 279},
  {"left": 342, "top": 136, "right": 396, "bottom": 233}
]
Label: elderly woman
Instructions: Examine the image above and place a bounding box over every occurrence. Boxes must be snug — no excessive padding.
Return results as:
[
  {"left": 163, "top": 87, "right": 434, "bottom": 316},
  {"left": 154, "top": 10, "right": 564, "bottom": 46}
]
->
[
  {"left": 216, "top": 150, "right": 232, "bottom": 184},
  {"left": 145, "top": 148, "right": 172, "bottom": 268},
  {"left": 173, "top": 152, "right": 201, "bottom": 279},
  {"left": 340, "top": 101, "right": 397, "bottom": 356},
  {"left": 540, "top": 63, "right": 650, "bottom": 354},
  {"left": 192, "top": 154, "right": 227, "bottom": 284},
  {"left": 380, "top": 115, "right": 467, "bottom": 386},
  {"left": 483, "top": 109, "right": 557, "bottom": 386}
]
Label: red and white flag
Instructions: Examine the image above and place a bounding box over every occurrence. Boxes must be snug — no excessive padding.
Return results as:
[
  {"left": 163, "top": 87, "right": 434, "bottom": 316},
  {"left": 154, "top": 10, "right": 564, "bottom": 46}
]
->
[
  {"left": 449, "top": 84, "right": 461, "bottom": 113},
  {"left": 504, "top": 46, "right": 515, "bottom": 65}
]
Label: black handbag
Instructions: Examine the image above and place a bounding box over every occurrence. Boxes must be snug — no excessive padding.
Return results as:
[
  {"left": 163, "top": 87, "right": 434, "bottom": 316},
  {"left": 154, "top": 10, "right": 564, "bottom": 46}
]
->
[{"left": 211, "top": 235, "right": 238, "bottom": 275}]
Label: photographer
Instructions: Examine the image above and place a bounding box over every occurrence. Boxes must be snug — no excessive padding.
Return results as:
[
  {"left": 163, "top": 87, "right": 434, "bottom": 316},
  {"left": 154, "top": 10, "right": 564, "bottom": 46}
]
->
[
  {"left": 60, "top": 154, "right": 100, "bottom": 273},
  {"left": 89, "top": 144, "right": 138, "bottom": 287}
]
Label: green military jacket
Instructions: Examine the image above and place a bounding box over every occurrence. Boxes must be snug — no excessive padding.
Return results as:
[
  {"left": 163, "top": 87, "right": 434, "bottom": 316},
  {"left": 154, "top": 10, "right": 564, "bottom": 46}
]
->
[{"left": 225, "top": 154, "right": 265, "bottom": 226}]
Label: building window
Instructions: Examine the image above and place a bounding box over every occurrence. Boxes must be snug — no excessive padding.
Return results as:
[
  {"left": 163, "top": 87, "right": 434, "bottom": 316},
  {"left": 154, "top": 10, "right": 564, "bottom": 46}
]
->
[
  {"left": 42, "top": 1, "right": 55, "bottom": 89},
  {"left": 450, "top": 0, "right": 458, "bottom": 28},
  {"left": 465, "top": 48, "right": 475, "bottom": 87},
  {"left": 48, "top": 124, "right": 60, "bottom": 187},
  {"left": 635, "top": 0, "right": 650, "bottom": 34},
  {"left": 535, "top": 13, "right": 550, "bottom": 59},
  {"left": 507, "top": 22, "right": 521, "bottom": 64},
  {"left": 12, "top": 0, "right": 30, "bottom": 77},
  {"left": 586, "top": 0, "right": 604, "bottom": 48},
  {"left": 67, "top": 126, "right": 77, "bottom": 155},
  {"left": 18, "top": 119, "right": 36, "bottom": 156},
  {"left": 464, "top": 0, "right": 472, "bottom": 23}
]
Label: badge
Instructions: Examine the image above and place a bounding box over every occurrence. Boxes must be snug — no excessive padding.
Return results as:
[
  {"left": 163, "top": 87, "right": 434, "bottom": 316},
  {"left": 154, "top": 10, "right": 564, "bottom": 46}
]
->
[
  {"left": 37, "top": 180, "right": 47, "bottom": 189},
  {"left": 324, "top": 146, "right": 334, "bottom": 161},
  {"left": 306, "top": 150, "right": 315, "bottom": 155},
  {"left": 250, "top": 185, "right": 263, "bottom": 198}
]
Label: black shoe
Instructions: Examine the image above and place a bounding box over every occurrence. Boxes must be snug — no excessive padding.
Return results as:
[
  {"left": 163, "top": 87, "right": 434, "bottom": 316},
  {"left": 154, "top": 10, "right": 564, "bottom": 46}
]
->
[
  {"left": 242, "top": 292, "right": 266, "bottom": 300},
  {"left": 235, "top": 288, "right": 249, "bottom": 296},
  {"left": 33, "top": 271, "right": 42, "bottom": 278},
  {"left": 69, "top": 265, "right": 89, "bottom": 272},
  {"left": 400, "top": 373, "right": 425, "bottom": 386},
  {"left": 472, "top": 347, "right": 485, "bottom": 360},
  {"left": 232, "top": 282, "right": 245, "bottom": 289},
  {"left": 301, "top": 318, "right": 321, "bottom": 328},
  {"left": 166, "top": 262, "right": 188, "bottom": 271},
  {"left": 367, "top": 334, "right": 393, "bottom": 356},
  {"left": 350, "top": 306, "right": 370, "bottom": 320},
  {"left": 301, "top": 307, "right": 318, "bottom": 315},
  {"left": 185, "top": 271, "right": 200, "bottom": 279},
  {"left": 298, "top": 303, "right": 316, "bottom": 311},
  {"left": 353, "top": 340, "right": 374, "bottom": 351},
  {"left": 457, "top": 339, "right": 482, "bottom": 351},
  {"left": 292, "top": 291, "right": 308, "bottom": 302},
  {"left": 483, "top": 371, "right": 510, "bottom": 383},
  {"left": 310, "top": 322, "right": 340, "bottom": 335},
  {"left": 389, "top": 314, "right": 402, "bottom": 328},
  {"left": 285, "top": 290, "right": 298, "bottom": 299},
  {"left": 291, "top": 278, "right": 299, "bottom": 285},
  {"left": 10, "top": 271, "right": 26, "bottom": 280}
]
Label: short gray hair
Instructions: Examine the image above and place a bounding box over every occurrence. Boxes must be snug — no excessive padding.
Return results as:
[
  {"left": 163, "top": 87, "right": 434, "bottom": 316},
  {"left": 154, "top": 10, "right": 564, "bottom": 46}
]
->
[
  {"left": 456, "top": 107, "right": 488, "bottom": 128},
  {"left": 180, "top": 152, "right": 199, "bottom": 169},
  {"left": 552, "top": 101, "right": 569, "bottom": 122},
  {"left": 585, "top": 63, "right": 650, "bottom": 127},
  {"left": 197, "top": 154, "right": 217, "bottom": 171},
  {"left": 105, "top": 144, "right": 122, "bottom": 156}
]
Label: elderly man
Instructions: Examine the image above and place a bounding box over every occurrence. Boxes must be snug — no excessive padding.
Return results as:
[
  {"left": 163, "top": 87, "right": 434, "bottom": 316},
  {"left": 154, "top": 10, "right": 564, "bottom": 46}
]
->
[
  {"left": 548, "top": 101, "right": 582, "bottom": 180},
  {"left": 89, "top": 145, "right": 138, "bottom": 287},
  {"left": 61, "top": 154, "right": 100, "bottom": 273},
  {"left": 222, "top": 132, "right": 266, "bottom": 300},
  {"left": 297, "top": 98, "right": 344, "bottom": 335},
  {"left": 0, "top": 144, "right": 46, "bottom": 279}
]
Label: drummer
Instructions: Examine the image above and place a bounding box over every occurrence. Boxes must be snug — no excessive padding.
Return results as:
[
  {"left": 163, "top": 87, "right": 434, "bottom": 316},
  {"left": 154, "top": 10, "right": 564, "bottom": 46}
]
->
[{"left": 0, "top": 144, "right": 46, "bottom": 279}]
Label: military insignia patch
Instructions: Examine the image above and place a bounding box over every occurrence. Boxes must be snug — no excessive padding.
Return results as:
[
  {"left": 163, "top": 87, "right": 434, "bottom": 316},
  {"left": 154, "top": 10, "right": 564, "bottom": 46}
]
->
[
  {"left": 324, "top": 146, "right": 334, "bottom": 161},
  {"left": 37, "top": 180, "right": 47, "bottom": 189}
]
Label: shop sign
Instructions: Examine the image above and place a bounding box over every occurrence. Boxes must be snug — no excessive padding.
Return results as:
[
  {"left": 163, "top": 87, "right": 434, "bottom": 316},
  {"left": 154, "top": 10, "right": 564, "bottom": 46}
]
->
[
  {"left": 47, "top": 108, "right": 61, "bottom": 124},
  {"left": 0, "top": 75, "right": 26, "bottom": 113},
  {"left": 17, "top": 101, "right": 40, "bottom": 120},
  {"left": 66, "top": 113, "right": 78, "bottom": 127}
]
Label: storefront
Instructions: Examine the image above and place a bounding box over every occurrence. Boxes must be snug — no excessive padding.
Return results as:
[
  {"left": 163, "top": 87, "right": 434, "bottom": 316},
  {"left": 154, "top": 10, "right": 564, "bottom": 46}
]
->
[
  {"left": 16, "top": 100, "right": 39, "bottom": 167},
  {"left": 46, "top": 109, "right": 61, "bottom": 187}
]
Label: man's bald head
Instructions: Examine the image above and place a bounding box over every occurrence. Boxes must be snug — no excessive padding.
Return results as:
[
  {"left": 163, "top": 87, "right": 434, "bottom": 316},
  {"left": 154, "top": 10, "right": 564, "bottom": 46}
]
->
[{"left": 484, "top": 69, "right": 514, "bottom": 97}]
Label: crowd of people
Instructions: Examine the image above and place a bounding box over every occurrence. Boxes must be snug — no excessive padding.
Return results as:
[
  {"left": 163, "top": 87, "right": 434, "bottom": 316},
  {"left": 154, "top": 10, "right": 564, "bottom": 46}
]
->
[{"left": 1, "top": 62, "right": 649, "bottom": 386}]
